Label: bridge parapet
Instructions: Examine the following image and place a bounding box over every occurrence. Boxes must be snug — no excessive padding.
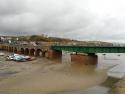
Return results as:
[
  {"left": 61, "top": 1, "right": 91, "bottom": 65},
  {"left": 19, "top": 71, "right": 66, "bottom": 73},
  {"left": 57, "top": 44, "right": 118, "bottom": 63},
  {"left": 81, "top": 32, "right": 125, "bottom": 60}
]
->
[
  {"left": 51, "top": 45, "right": 125, "bottom": 53},
  {"left": 0, "top": 43, "right": 49, "bottom": 50}
]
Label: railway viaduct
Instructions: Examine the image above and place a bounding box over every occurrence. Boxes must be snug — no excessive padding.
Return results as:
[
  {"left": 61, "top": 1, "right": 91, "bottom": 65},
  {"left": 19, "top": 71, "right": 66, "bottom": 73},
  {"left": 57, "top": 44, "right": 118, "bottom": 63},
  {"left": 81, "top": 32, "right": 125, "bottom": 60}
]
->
[
  {"left": 1, "top": 43, "right": 124, "bottom": 65},
  {"left": 0, "top": 43, "right": 49, "bottom": 57}
]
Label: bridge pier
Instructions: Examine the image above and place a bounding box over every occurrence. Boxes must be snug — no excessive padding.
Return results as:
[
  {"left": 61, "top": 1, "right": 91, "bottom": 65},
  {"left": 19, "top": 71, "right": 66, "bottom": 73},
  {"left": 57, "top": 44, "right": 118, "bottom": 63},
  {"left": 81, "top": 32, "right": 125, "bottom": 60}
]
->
[
  {"left": 0, "top": 45, "right": 2, "bottom": 50},
  {"left": 25, "top": 48, "right": 30, "bottom": 56},
  {"left": 47, "top": 50, "right": 62, "bottom": 59},
  {"left": 71, "top": 54, "right": 97, "bottom": 65},
  {"left": 42, "top": 51, "right": 46, "bottom": 57}
]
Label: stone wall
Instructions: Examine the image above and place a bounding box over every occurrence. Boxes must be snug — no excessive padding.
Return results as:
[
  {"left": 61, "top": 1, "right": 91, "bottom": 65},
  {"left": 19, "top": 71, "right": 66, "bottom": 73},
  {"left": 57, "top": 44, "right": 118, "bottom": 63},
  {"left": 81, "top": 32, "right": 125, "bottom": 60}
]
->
[{"left": 47, "top": 50, "right": 62, "bottom": 59}]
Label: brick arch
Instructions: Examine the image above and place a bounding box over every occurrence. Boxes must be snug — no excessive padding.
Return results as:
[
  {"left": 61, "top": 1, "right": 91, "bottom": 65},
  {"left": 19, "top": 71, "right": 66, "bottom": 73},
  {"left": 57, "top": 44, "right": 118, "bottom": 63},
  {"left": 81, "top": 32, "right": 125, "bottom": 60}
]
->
[
  {"left": 30, "top": 48, "right": 36, "bottom": 56},
  {"left": 6, "top": 46, "right": 9, "bottom": 51},
  {"left": 14, "top": 47, "right": 17, "bottom": 53},
  {"left": 43, "top": 50, "right": 48, "bottom": 57},
  {"left": 11, "top": 47, "right": 14, "bottom": 52},
  {"left": 25, "top": 48, "right": 29, "bottom": 55},
  {"left": 5, "top": 46, "right": 8, "bottom": 51},
  {"left": 6, "top": 46, "right": 8, "bottom": 51},
  {"left": 3, "top": 46, "right": 6, "bottom": 50},
  {"left": 36, "top": 49, "right": 42, "bottom": 56},
  {"left": 9, "top": 46, "right": 11, "bottom": 52},
  {"left": 11, "top": 47, "right": 13, "bottom": 52},
  {"left": 20, "top": 48, "right": 25, "bottom": 54}
]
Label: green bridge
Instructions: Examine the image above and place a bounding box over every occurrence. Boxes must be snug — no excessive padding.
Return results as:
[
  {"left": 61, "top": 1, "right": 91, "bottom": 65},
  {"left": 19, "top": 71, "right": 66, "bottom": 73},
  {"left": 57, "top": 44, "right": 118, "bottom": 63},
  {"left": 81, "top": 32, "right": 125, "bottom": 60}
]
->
[{"left": 51, "top": 46, "right": 125, "bottom": 53}]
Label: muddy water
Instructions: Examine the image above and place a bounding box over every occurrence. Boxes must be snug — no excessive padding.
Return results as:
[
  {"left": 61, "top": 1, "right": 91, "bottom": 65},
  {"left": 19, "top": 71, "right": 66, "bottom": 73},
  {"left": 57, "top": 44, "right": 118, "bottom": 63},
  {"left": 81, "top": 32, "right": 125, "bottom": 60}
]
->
[
  {"left": 61, "top": 53, "right": 125, "bottom": 94},
  {"left": 0, "top": 51, "right": 124, "bottom": 94}
]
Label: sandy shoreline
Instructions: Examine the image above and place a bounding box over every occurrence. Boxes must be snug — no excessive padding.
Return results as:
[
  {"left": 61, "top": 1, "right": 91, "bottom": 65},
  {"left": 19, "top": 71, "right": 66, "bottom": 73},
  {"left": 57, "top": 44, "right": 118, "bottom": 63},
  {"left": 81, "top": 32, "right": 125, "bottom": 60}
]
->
[{"left": 108, "top": 77, "right": 125, "bottom": 94}]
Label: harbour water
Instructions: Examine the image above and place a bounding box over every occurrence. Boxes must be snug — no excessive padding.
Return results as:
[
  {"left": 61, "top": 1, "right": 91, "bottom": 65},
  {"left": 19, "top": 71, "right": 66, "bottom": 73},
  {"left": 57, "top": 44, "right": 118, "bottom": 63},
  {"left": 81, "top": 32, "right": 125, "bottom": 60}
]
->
[
  {"left": 60, "top": 53, "right": 125, "bottom": 94},
  {"left": 0, "top": 51, "right": 125, "bottom": 94}
]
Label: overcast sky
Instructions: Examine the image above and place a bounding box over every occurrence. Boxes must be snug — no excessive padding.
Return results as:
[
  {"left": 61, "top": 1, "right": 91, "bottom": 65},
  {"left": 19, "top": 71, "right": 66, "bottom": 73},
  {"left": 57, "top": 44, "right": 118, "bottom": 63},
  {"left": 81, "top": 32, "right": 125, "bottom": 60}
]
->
[{"left": 0, "top": 0, "right": 125, "bottom": 42}]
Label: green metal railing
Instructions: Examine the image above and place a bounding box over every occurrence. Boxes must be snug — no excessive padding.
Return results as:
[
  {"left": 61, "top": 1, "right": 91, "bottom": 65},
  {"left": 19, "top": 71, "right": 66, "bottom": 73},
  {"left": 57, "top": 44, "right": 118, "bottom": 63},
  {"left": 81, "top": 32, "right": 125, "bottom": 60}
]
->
[{"left": 51, "top": 46, "right": 125, "bottom": 53}]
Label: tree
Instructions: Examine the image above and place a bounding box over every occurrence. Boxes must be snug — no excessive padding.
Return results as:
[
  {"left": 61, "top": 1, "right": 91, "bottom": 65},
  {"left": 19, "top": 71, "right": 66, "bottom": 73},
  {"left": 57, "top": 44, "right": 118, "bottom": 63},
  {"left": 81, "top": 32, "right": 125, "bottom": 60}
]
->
[{"left": 29, "top": 35, "right": 46, "bottom": 41}]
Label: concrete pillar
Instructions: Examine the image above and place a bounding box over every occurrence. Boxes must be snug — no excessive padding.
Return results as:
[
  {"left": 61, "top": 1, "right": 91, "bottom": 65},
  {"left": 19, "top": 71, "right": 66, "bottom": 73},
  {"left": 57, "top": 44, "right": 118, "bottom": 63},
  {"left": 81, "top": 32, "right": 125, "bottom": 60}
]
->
[
  {"left": 47, "top": 50, "right": 62, "bottom": 59},
  {"left": 71, "top": 54, "right": 97, "bottom": 65}
]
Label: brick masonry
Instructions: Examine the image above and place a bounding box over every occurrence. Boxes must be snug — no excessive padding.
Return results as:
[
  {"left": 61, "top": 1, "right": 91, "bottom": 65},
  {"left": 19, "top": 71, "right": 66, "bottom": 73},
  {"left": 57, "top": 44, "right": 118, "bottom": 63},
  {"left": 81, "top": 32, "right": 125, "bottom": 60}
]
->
[
  {"left": 47, "top": 50, "right": 62, "bottom": 59},
  {"left": 71, "top": 54, "right": 97, "bottom": 65}
]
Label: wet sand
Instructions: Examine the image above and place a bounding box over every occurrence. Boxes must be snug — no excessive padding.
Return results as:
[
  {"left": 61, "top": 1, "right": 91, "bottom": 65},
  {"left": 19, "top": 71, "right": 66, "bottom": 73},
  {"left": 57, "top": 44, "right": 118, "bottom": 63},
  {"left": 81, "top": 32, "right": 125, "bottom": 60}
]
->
[
  {"left": 0, "top": 56, "right": 107, "bottom": 94},
  {"left": 109, "top": 77, "right": 125, "bottom": 94}
]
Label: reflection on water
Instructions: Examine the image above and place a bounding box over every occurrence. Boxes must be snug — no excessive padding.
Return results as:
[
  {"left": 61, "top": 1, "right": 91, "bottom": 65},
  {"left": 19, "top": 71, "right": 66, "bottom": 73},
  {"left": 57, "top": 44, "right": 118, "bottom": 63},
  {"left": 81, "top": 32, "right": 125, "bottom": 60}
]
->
[
  {"left": 60, "top": 53, "right": 125, "bottom": 94},
  {"left": 98, "top": 53, "right": 125, "bottom": 78}
]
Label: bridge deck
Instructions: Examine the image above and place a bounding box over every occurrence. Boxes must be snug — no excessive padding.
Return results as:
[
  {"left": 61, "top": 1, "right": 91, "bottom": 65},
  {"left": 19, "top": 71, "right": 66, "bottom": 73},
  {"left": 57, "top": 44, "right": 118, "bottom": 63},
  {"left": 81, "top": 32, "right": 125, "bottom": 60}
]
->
[{"left": 51, "top": 46, "right": 125, "bottom": 53}]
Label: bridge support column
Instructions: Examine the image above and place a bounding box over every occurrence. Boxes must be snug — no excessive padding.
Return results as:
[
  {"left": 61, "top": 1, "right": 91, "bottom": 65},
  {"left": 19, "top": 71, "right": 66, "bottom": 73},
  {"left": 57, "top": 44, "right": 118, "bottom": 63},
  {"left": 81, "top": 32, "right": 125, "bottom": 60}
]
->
[
  {"left": 41, "top": 51, "right": 47, "bottom": 57},
  {"left": 47, "top": 50, "right": 62, "bottom": 59},
  {"left": 71, "top": 54, "right": 97, "bottom": 65}
]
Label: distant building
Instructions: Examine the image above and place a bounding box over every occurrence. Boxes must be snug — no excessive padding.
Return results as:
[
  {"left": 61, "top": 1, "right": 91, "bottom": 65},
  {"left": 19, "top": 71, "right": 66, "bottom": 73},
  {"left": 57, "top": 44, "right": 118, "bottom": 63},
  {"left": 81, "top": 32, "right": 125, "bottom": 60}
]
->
[
  {"left": 0, "top": 36, "right": 12, "bottom": 43},
  {"left": 19, "top": 41, "right": 29, "bottom": 45}
]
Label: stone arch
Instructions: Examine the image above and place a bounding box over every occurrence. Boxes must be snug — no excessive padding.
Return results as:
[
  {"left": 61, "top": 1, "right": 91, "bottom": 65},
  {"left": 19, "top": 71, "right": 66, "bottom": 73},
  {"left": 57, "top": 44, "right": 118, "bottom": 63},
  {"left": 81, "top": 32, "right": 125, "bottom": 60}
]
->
[
  {"left": 25, "top": 48, "right": 29, "bottom": 55},
  {"left": 2, "top": 46, "right": 4, "bottom": 50},
  {"left": 8, "top": 47, "right": 11, "bottom": 51},
  {"left": 11, "top": 47, "right": 14, "bottom": 52},
  {"left": 9, "top": 46, "right": 11, "bottom": 52},
  {"left": 2, "top": 46, "right": 4, "bottom": 49},
  {"left": 44, "top": 51, "right": 48, "bottom": 57},
  {"left": 14, "top": 47, "right": 17, "bottom": 53},
  {"left": 3, "top": 46, "right": 5, "bottom": 49},
  {"left": 36, "top": 49, "right": 42, "bottom": 56},
  {"left": 30, "top": 48, "right": 36, "bottom": 56},
  {"left": 5, "top": 46, "right": 7, "bottom": 51},
  {"left": 6, "top": 46, "right": 8, "bottom": 51},
  {"left": 6, "top": 46, "right": 9, "bottom": 51},
  {"left": 20, "top": 48, "right": 25, "bottom": 54},
  {"left": 4, "top": 46, "right": 6, "bottom": 50},
  {"left": 11, "top": 47, "right": 13, "bottom": 52}
]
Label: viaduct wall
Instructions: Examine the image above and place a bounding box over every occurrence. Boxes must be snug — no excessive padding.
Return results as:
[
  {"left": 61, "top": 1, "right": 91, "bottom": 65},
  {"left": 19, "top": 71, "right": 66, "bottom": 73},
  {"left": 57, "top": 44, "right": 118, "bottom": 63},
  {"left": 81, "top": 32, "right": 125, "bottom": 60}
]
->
[
  {"left": 0, "top": 43, "right": 98, "bottom": 65},
  {"left": 0, "top": 43, "right": 49, "bottom": 57}
]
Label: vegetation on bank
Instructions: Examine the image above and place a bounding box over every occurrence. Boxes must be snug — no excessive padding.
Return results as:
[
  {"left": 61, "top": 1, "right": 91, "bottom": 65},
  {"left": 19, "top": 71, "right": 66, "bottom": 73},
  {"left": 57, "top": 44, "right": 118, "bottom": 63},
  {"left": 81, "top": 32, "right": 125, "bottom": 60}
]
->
[
  {"left": 12, "top": 35, "right": 76, "bottom": 42},
  {"left": 0, "top": 35, "right": 114, "bottom": 46}
]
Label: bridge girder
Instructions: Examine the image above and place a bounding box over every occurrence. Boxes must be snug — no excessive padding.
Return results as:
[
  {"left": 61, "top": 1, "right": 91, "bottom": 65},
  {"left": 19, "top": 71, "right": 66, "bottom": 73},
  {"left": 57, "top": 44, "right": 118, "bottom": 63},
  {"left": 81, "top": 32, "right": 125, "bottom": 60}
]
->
[{"left": 51, "top": 46, "right": 125, "bottom": 53}]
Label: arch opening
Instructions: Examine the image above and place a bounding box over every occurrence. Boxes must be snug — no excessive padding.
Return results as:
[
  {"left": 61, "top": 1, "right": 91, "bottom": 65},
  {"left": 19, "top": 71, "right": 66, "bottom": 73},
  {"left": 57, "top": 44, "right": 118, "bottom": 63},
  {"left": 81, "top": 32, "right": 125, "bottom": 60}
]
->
[
  {"left": 14, "top": 47, "right": 17, "bottom": 53},
  {"left": 11, "top": 47, "right": 14, "bottom": 52},
  {"left": 36, "top": 49, "right": 42, "bottom": 57},
  {"left": 20, "top": 48, "right": 25, "bottom": 54},
  {"left": 9, "top": 47, "right": 11, "bottom": 52},
  {"left": 25, "top": 48, "right": 29, "bottom": 55},
  {"left": 30, "top": 49, "right": 35, "bottom": 56}
]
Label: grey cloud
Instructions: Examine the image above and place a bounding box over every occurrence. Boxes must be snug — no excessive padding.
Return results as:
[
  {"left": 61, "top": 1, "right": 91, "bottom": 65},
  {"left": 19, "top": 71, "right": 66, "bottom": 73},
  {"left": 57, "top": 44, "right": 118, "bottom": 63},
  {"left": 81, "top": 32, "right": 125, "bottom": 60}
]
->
[
  {"left": 0, "top": 0, "right": 125, "bottom": 42},
  {"left": 0, "top": 0, "right": 26, "bottom": 16}
]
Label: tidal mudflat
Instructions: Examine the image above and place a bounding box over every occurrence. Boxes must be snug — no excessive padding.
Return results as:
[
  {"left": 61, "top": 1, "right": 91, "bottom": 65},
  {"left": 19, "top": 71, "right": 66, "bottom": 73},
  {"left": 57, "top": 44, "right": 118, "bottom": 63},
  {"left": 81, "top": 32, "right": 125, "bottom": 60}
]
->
[{"left": 0, "top": 52, "right": 107, "bottom": 94}]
